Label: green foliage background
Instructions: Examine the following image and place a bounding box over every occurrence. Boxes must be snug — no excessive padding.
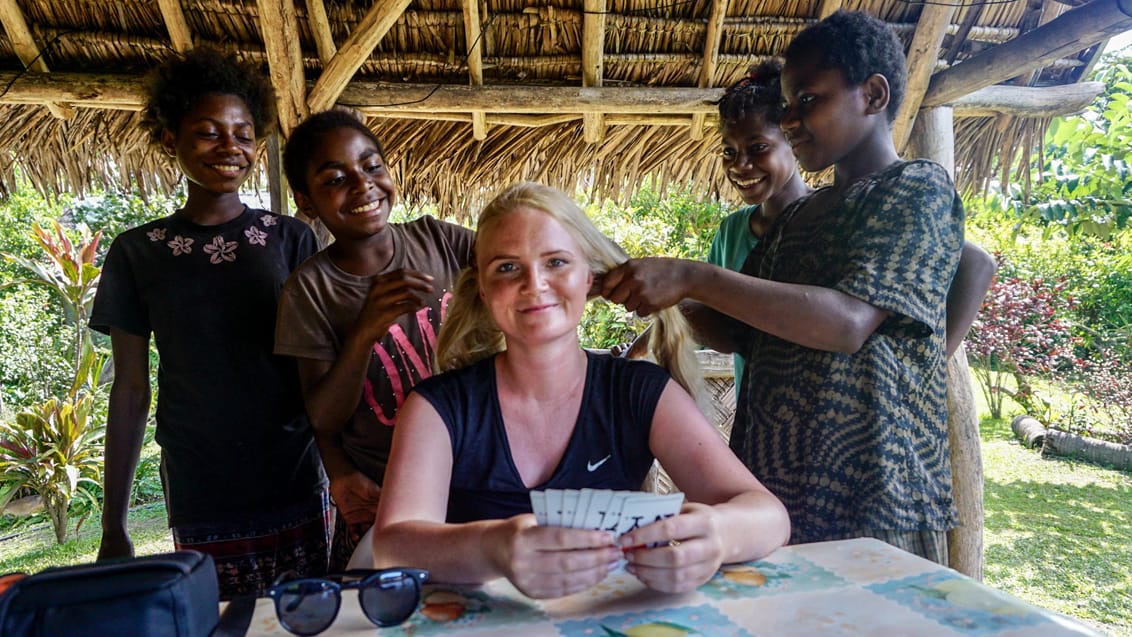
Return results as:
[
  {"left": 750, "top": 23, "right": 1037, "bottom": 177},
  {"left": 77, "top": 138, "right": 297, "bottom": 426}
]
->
[{"left": 579, "top": 182, "right": 729, "bottom": 348}]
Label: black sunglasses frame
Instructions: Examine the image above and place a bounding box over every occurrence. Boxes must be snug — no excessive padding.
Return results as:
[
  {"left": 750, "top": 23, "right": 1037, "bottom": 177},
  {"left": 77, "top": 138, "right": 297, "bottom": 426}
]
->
[{"left": 265, "top": 567, "right": 429, "bottom": 636}]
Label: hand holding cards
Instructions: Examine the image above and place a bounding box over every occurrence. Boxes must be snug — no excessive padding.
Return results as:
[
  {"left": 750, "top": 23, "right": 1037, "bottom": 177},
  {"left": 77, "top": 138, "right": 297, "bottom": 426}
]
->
[{"left": 529, "top": 488, "right": 684, "bottom": 538}]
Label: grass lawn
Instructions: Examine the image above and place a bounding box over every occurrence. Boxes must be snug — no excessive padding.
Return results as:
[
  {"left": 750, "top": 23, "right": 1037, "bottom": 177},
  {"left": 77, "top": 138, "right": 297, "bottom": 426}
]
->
[
  {"left": 980, "top": 415, "right": 1132, "bottom": 636},
  {"left": 0, "top": 502, "right": 172, "bottom": 575}
]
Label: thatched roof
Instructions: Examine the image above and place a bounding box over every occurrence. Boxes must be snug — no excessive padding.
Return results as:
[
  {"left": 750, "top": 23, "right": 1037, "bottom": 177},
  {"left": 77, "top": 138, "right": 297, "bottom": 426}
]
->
[{"left": 1, "top": 0, "right": 1129, "bottom": 216}]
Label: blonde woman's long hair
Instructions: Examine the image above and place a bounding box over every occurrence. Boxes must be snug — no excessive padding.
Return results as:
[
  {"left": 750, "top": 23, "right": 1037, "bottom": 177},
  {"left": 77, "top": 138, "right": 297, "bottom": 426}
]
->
[{"left": 436, "top": 181, "right": 703, "bottom": 401}]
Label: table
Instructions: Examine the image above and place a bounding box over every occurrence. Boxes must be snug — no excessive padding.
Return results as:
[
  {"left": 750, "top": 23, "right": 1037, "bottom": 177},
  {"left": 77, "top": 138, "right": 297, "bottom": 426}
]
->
[{"left": 241, "top": 538, "right": 1102, "bottom": 636}]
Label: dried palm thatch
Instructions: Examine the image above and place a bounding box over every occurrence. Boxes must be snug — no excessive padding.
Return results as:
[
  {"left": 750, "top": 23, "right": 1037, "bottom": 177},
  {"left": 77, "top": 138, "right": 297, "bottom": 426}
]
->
[{"left": 0, "top": 0, "right": 1127, "bottom": 218}]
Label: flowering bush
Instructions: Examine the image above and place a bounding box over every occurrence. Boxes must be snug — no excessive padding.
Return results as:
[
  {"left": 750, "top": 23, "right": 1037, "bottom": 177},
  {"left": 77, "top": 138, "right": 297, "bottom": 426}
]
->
[
  {"left": 1065, "top": 353, "right": 1132, "bottom": 445},
  {"left": 966, "top": 269, "right": 1080, "bottom": 419}
]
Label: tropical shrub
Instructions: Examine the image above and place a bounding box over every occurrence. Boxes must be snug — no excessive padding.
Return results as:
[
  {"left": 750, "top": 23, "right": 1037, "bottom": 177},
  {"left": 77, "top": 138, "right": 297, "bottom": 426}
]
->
[
  {"left": 965, "top": 270, "right": 1080, "bottom": 419},
  {"left": 1051, "top": 346, "right": 1132, "bottom": 444},
  {"left": 0, "top": 391, "right": 105, "bottom": 543},
  {"left": 0, "top": 220, "right": 107, "bottom": 543},
  {"left": 980, "top": 53, "right": 1132, "bottom": 236}
]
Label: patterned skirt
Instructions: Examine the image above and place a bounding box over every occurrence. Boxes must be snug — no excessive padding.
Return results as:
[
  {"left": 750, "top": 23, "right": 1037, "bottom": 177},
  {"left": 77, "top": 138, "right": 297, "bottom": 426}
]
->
[{"left": 172, "top": 490, "right": 331, "bottom": 600}]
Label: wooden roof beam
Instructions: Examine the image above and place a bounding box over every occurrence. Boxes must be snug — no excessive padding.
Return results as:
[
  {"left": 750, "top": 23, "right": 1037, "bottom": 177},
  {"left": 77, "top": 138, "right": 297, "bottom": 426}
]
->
[
  {"left": 462, "top": 0, "right": 487, "bottom": 140},
  {"left": 1019, "top": 0, "right": 1068, "bottom": 85},
  {"left": 949, "top": 81, "right": 1103, "bottom": 117},
  {"left": 0, "top": 0, "right": 73, "bottom": 119},
  {"left": 0, "top": 72, "right": 1103, "bottom": 120},
  {"left": 815, "top": 0, "right": 842, "bottom": 20},
  {"left": 157, "top": 0, "right": 194, "bottom": 53},
  {"left": 582, "top": 0, "right": 606, "bottom": 144},
  {"left": 257, "top": 0, "right": 308, "bottom": 136},
  {"left": 307, "top": 0, "right": 413, "bottom": 113},
  {"left": 923, "top": 0, "right": 1132, "bottom": 107},
  {"left": 690, "top": 0, "right": 729, "bottom": 141},
  {"left": 305, "top": 0, "right": 337, "bottom": 64},
  {"left": 892, "top": 2, "right": 957, "bottom": 154}
]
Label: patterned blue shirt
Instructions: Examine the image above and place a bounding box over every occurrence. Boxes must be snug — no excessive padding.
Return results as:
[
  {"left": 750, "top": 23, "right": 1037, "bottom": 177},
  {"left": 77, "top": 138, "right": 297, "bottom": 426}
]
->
[{"left": 729, "top": 161, "right": 964, "bottom": 542}]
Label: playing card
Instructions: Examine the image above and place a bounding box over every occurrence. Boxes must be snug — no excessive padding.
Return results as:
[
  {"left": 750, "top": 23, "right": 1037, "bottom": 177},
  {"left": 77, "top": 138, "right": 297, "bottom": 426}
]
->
[
  {"left": 582, "top": 489, "right": 614, "bottom": 530},
  {"left": 545, "top": 489, "right": 564, "bottom": 527},
  {"left": 614, "top": 492, "right": 685, "bottom": 538},
  {"left": 568, "top": 489, "right": 591, "bottom": 528},
  {"left": 560, "top": 489, "right": 580, "bottom": 526},
  {"left": 601, "top": 491, "right": 629, "bottom": 534},
  {"left": 530, "top": 490, "right": 548, "bottom": 526}
]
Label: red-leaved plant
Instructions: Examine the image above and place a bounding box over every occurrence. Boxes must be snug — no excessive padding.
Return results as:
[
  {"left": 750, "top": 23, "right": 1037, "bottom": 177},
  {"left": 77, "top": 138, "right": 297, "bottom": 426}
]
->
[{"left": 966, "top": 270, "right": 1079, "bottom": 419}]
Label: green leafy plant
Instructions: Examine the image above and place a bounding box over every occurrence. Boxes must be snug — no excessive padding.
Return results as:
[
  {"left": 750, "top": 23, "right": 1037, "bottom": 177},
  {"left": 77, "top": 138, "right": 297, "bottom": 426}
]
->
[
  {"left": 2, "top": 221, "right": 102, "bottom": 387},
  {"left": 984, "top": 54, "right": 1132, "bottom": 236},
  {"left": 0, "top": 220, "right": 107, "bottom": 543},
  {"left": 966, "top": 269, "right": 1079, "bottom": 419},
  {"left": 0, "top": 393, "right": 105, "bottom": 543}
]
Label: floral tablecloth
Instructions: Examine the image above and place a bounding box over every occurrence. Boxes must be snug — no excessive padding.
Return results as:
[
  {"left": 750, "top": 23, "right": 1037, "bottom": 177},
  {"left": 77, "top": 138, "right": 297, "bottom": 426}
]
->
[{"left": 242, "top": 537, "right": 1101, "bottom": 636}]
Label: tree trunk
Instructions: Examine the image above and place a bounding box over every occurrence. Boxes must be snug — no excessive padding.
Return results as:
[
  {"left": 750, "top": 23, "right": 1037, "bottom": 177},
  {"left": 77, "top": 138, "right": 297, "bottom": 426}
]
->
[
  {"left": 44, "top": 492, "right": 69, "bottom": 545},
  {"left": 1043, "top": 429, "right": 1132, "bottom": 471},
  {"left": 947, "top": 347, "right": 984, "bottom": 581},
  {"left": 1011, "top": 415, "right": 1048, "bottom": 448}
]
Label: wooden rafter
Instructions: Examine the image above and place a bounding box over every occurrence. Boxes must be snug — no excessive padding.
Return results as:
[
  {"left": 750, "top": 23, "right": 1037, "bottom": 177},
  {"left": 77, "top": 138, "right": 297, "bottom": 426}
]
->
[
  {"left": 949, "top": 81, "right": 1103, "bottom": 118},
  {"left": 305, "top": 0, "right": 337, "bottom": 63},
  {"left": 923, "top": 0, "right": 1132, "bottom": 108},
  {"left": 892, "top": 2, "right": 957, "bottom": 153},
  {"left": 582, "top": 0, "right": 606, "bottom": 144},
  {"left": 944, "top": 4, "right": 983, "bottom": 66},
  {"left": 306, "top": 0, "right": 413, "bottom": 113},
  {"left": 0, "top": 72, "right": 1104, "bottom": 121},
  {"left": 815, "top": 0, "right": 842, "bottom": 20},
  {"left": 690, "top": 0, "right": 729, "bottom": 141},
  {"left": 462, "top": 0, "right": 487, "bottom": 140},
  {"left": 0, "top": 0, "right": 72, "bottom": 119},
  {"left": 256, "top": 0, "right": 308, "bottom": 136},
  {"left": 157, "top": 0, "right": 194, "bottom": 53},
  {"left": 1017, "top": 0, "right": 1067, "bottom": 86}
]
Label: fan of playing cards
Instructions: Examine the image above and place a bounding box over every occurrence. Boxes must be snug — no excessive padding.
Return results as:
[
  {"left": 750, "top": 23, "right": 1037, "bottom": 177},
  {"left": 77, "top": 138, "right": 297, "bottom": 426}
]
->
[{"left": 530, "top": 489, "right": 684, "bottom": 538}]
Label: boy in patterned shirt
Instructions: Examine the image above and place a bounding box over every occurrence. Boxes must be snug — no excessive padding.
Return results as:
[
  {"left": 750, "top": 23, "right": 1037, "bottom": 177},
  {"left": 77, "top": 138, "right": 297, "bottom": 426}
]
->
[{"left": 602, "top": 11, "right": 969, "bottom": 564}]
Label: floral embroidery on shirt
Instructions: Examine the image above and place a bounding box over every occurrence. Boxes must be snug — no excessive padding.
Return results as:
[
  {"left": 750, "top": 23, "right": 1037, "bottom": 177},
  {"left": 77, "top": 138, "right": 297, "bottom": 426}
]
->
[
  {"left": 245, "top": 226, "right": 268, "bottom": 246},
  {"left": 147, "top": 228, "right": 167, "bottom": 242},
  {"left": 204, "top": 235, "right": 238, "bottom": 264},
  {"left": 260, "top": 214, "right": 277, "bottom": 227},
  {"left": 167, "top": 235, "right": 193, "bottom": 256}
]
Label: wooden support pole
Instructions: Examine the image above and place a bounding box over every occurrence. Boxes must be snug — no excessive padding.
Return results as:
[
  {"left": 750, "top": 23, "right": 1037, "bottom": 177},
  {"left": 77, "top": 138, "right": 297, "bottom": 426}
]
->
[
  {"left": 944, "top": 347, "right": 985, "bottom": 580},
  {"left": 923, "top": 0, "right": 1132, "bottom": 107},
  {"left": 892, "top": 2, "right": 957, "bottom": 153},
  {"left": 906, "top": 106, "right": 984, "bottom": 581},
  {"left": 691, "top": 0, "right": 728, "bottom": 141},
  {"left": 582, "top": 0, "right": 606, "bottom": 144},
  {"left": 305, "top": 0, "right": 337, "bottom": 64},
  {"left": 462, "top": 0, "right": 488, "bottom": 140},
  {"left": 257, "top": 0, "right": 309, "bottom": 137},
  {"left": 266, "top": 133, "right": 288, "bottom": 217}
]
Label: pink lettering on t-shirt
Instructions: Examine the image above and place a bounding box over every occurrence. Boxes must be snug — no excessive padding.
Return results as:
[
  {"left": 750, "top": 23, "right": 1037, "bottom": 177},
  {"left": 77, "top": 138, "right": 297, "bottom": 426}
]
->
[{"left": 362, "top": 292, "right": 452, "bottom": 425}]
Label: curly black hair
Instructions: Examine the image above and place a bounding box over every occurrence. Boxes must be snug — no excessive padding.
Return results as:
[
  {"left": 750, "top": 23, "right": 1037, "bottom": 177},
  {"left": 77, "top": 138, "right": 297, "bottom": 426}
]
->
[
  {"left": 717, "top": 59, "right": 784, "bottom": 127},
  {"left": 282, "top": 109, "right": 387, "bottom": 195},
  {"left": 784, "top": 10, "right": 906, "bottom": 121},
  {"left": 142, "top": 47, "right": 276, "bottom": 145}
]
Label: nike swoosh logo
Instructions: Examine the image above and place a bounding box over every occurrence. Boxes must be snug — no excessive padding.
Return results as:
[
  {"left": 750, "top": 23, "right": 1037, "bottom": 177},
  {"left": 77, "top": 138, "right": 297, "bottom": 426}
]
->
[{"left": 586, "top": 455, "right": 612, "bottom": 472}]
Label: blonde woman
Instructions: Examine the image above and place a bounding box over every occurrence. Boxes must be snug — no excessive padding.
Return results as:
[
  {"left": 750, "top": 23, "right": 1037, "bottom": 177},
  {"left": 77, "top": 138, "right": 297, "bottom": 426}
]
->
[{"left": 372, "top": 182, "right": 789, "bottom": 599}]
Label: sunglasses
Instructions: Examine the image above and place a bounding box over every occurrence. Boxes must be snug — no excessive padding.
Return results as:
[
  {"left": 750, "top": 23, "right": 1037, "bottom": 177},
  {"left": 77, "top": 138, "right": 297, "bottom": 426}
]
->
[{"left": 266, "top": 568, "right": 429, "bottom": 636}]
